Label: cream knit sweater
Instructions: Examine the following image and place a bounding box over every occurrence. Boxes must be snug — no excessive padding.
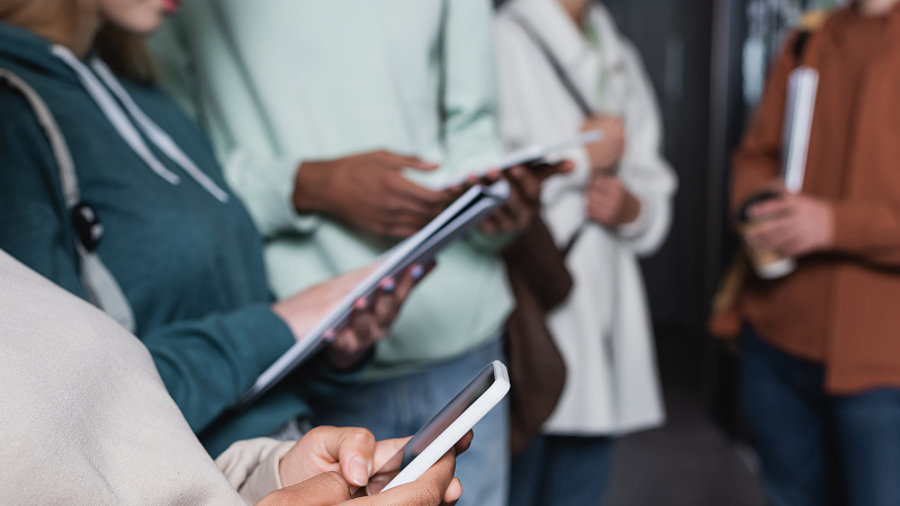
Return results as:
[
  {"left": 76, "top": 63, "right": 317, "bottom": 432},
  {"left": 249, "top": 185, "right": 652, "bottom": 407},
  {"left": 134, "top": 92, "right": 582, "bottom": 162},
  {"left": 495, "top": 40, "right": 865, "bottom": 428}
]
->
[{"left": 0, "top": 251, "right": 292, "bottom": 505}]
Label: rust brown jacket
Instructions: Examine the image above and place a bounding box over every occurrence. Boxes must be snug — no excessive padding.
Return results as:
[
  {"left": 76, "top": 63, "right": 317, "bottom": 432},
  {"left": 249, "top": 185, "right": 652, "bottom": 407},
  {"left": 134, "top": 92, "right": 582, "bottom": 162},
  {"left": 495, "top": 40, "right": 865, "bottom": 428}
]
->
[{"left": 732, "top": 5, "right": 900, "bottom": 394}]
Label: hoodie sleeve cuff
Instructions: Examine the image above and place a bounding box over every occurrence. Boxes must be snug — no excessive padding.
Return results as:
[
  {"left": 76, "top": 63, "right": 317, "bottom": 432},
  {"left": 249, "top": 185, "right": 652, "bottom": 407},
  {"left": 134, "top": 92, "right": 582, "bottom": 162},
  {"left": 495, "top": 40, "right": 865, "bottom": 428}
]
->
[
  {"left": 226, "top": 305, "right": 298, "bottom": 376},
  {"left": 286, "top": 163, "right": 324, "bottom": 234},
  {"left": 223, "top": 152, "right": 323, "bottom": 236},
  {"left": 215, "top": 438, "right": 295, "bottom": 505}
]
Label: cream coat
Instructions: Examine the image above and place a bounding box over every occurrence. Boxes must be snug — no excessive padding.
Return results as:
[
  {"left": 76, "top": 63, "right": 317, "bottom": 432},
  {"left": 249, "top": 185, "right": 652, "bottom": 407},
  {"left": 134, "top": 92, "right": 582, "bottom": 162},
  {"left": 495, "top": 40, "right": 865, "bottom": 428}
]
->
[
  {"left": 0, "top": 250, "right": 292, "bottom": 505},
  {"left": 496, "top": 0, "right": 677, "bottom": 435}
]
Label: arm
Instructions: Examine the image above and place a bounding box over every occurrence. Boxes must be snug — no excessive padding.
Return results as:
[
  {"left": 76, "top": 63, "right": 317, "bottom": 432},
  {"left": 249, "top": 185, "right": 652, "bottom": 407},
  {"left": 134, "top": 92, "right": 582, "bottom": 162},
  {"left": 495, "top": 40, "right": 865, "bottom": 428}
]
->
[
  {"left": 749, "top": 190, "right": 900, "bottom": 269},
  {"left": 161, "top": 262, "right": 433, "bottom": 431},
  {"left": 613, "top": 40, "right": 678, "bottom": 257},
  {"left": 735, "top": 34, "right": 900, "bottom": 268},
  {"left": 145, "top": 305, "right": 295, "bottom": 433},
  {"left": 731, "top": 35, "right": 798, "bottom": 213},
  {"left": 0, "top": 92, "right": 295, "bottom": 434},
  {"left": 152, "top": 25, "right": 446, "bottom": 241},
  {"left": 829, "top": 200, "right": 900, "bottom": 266}
]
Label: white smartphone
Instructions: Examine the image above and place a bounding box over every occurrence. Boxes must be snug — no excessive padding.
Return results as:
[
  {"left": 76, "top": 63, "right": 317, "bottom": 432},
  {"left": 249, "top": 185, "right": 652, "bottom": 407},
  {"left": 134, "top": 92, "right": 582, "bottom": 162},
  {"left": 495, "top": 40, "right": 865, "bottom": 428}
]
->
[{"left": 372, "top": 360, "right": 511, "bottom": 493}]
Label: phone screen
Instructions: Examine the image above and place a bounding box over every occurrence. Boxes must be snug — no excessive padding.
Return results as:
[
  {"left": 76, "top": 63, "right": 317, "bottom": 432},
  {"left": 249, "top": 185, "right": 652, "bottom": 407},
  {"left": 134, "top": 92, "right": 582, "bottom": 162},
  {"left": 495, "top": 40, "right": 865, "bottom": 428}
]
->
[{"left": 367, "top": 365, "right": 497, "bottom": 493}]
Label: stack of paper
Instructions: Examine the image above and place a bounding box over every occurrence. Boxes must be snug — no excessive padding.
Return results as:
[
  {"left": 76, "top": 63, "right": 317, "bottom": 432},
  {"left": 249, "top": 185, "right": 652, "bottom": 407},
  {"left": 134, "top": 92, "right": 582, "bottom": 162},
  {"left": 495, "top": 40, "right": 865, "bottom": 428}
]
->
[
  {"left": 234, "top": 180, "right": 511, "bottom": 409},
  {"left": 441, "top": 129, "right": 603, "bottom": 189}
]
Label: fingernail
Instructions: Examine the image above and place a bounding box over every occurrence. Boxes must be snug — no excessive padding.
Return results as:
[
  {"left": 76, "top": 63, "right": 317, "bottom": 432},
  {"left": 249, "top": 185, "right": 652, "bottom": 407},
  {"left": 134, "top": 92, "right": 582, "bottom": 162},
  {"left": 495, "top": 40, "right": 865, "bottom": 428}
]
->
[
  {"left": 323, "top": 329, "right": 336, "bottom": 343},
  {"left": 354, "top": 297, "right": 369, "bottom": 310},
  {"left": 380, "top": 277, "right": 396, "bottom": 293},
  {"left": 411, "top": 264, "right": 425, "bottom": 281},
  {"left": 349, "top": 456, "right": 369, "bottom": 487}
]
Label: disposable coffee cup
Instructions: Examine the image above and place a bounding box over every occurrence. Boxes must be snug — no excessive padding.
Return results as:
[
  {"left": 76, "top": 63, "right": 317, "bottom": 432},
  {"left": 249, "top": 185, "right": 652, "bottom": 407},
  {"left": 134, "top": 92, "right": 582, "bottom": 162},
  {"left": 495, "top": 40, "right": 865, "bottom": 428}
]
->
[{"left": 739, "top": 191, "right": 796, "bottom": 280}]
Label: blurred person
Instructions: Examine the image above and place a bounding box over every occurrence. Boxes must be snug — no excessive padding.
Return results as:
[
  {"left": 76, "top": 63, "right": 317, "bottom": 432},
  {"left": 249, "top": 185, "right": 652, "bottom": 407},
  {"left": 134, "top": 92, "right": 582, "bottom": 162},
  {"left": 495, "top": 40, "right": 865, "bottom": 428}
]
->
[
  {"left": 495, "top": 0, "right": 677, "bottom": 504},
  {"left": 150, "top": 2, "right": 568, "bottom": 504},
  {"left": 0, "top": 0, "right": 428, "bottom": 457},
  {"left": 0, "top": 248, "right": 471, "bottom": 506},
  {"left": 732, "top": 1, "right": 900, "bottom": 505}
]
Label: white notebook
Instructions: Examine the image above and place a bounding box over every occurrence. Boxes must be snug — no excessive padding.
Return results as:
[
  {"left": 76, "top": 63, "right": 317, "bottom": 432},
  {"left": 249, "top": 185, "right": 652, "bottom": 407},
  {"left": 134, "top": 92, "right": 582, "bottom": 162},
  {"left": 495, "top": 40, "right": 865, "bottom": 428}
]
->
[
  {"left": 234, "top": 180, "right": 511, "bottom": 409},
  {"left": 782, "top": 67, "right": 819, "bottom": 194}
]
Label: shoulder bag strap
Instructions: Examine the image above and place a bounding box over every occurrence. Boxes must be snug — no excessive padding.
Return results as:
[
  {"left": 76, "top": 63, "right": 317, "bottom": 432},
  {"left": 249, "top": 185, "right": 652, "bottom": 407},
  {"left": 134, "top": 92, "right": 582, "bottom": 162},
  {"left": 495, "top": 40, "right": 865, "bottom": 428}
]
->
[
  {"left": 510, "top": 13, "right": 595, "bottom": 117},
  {"left": 0, "top": 68, "right": 136, "bottom": 332},
  {"left": 510, "top": 15, "right": 604, "bottom": 256}
]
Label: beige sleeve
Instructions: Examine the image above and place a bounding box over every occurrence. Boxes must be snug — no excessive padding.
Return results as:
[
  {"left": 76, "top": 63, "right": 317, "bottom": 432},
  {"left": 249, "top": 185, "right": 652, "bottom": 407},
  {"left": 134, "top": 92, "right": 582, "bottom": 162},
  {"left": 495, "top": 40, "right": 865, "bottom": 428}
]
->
[{"left": 215, "top": 438, "right": 295, "bottom": 505}]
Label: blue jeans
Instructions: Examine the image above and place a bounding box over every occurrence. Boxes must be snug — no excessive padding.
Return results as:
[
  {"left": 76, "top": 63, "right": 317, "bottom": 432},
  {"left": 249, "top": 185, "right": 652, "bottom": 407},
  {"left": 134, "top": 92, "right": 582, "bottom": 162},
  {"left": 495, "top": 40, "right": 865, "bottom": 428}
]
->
[
  {"left": 311, "top": 339, "right": 509, "bottom": 506},
  {"left": 740, "top": 325, "right": 900, "bottom": 506},
  {"left": 509, "top": 435, "right": 614, "bottom": 506}
]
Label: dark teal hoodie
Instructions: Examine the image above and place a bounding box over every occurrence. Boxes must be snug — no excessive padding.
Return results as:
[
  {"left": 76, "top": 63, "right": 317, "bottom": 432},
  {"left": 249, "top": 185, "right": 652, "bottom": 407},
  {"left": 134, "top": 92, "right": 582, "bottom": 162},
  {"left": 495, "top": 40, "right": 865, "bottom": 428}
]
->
[{"left": 0, "top": 22, "right": 341, "bottom": 456}]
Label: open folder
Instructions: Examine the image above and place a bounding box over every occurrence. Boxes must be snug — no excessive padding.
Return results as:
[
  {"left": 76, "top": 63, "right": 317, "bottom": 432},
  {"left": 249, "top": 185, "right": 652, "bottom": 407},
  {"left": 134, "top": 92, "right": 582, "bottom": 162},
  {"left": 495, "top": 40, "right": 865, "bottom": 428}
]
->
[{"left": 234, "top": 180, "right": 511, "bottom": 410}]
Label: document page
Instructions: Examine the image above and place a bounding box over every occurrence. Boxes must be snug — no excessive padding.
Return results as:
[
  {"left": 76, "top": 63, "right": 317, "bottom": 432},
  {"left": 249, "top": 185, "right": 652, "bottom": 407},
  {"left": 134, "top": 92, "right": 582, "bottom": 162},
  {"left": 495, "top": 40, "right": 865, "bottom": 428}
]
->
[{"left": 234, "top": 180, "right": 511, "bottom": 409}]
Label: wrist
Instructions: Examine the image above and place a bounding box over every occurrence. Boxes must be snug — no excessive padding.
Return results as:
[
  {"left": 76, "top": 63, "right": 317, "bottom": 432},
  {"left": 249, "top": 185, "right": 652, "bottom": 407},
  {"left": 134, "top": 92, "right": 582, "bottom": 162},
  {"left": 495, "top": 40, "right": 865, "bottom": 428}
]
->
[
  {"left": 590, "top": 158, "right": 615, "bottom": 174},
  {"left": 617, "top": 190, "right": 642, "bottom": 226},
  {"left": 293, "top": 161, "right": 334, "bottom": 215},
  {"left": 820, "top": 201, "right": 836, "bottom": 251},
  {"left": 327, "top": 346, "right": 374, "bottom": 373}
]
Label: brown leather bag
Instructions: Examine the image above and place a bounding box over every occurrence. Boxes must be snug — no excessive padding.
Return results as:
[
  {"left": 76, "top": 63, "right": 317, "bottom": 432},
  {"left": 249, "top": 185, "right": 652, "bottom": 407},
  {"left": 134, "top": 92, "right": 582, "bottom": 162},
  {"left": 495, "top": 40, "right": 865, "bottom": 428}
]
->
[{"left": 502, "top": 217, "right": 572, "bottom": 455}]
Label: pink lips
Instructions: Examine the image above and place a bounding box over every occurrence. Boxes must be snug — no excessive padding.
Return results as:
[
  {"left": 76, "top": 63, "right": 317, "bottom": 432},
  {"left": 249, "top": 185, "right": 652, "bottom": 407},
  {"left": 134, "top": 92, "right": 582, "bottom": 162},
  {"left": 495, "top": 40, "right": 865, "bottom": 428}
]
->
[{"left": 161, "top": 0, "right": 183, "bottom": 15}]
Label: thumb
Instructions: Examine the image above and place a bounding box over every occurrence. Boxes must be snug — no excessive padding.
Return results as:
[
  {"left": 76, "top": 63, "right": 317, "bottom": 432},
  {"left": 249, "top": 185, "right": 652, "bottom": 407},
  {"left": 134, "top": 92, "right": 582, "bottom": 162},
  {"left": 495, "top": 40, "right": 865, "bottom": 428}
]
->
[{"left": 333, "top": 429, "right": 378, "bottom": 488}]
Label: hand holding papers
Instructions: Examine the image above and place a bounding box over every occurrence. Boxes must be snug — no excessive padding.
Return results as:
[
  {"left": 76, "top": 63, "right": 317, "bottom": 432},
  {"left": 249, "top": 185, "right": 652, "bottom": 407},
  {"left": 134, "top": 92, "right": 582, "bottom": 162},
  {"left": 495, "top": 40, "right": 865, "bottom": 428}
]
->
[
  {"left": 441, "top": 130, "right": 602, "bottom": 190},
  {"left": 271, "top": 263, "right": 427, "bottom": 371},
  {"left": 293, "top": 151, "right": 446, "bottom": 239},
  {"left": 441, "top": 132, "right": 594, "bottom": 235},
  {"left": 235, "top": 181, "right": 511, "bottom": 410}
]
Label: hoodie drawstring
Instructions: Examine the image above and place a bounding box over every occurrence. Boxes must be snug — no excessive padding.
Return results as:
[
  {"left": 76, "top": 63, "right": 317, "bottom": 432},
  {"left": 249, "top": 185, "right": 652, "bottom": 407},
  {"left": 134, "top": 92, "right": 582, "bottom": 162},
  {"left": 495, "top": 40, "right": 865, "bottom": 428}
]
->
[
  {"left": 51, "top": 45, "right": 229, "bottom": 203},
  {"left": 90, "top": 59, "right": 230, "bottom": 203}
]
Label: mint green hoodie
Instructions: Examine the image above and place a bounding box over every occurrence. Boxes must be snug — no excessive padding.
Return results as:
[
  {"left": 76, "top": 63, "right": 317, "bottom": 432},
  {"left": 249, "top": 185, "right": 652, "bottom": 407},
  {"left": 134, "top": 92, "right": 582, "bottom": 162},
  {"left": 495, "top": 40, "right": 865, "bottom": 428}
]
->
[{"left": 151, "top": 0, "right": 514, "bottom": 377}]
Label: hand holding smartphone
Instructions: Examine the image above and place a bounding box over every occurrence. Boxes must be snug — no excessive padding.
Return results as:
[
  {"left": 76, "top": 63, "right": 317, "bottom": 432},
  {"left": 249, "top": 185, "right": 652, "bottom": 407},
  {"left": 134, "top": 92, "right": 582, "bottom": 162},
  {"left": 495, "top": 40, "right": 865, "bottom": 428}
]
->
[{"left": 362, "top": 361, "right": 511, "bottom": 495}]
